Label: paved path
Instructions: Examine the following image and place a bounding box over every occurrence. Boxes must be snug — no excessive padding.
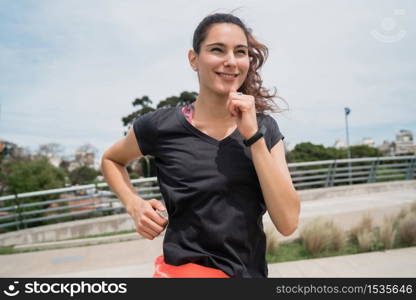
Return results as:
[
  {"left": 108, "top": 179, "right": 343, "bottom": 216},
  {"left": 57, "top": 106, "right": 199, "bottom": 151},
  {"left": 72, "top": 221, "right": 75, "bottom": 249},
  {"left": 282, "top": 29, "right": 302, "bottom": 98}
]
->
[
  {"left": 2, "top": 243, "right": 415, "bottom": 278},
  {"left": 0, "top": 188, "right": 415, "bottom": 278}
]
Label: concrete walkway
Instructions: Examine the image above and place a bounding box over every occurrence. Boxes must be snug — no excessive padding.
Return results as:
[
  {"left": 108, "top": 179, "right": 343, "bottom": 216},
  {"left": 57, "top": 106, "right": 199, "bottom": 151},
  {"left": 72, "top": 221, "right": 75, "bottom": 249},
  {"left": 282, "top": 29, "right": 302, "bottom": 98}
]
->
[
  {"left": 0, "top": 186, "right": 415, "bottom": 278},
  {"left": 1, "top": 240, "right": 415, "bottom": 277}
]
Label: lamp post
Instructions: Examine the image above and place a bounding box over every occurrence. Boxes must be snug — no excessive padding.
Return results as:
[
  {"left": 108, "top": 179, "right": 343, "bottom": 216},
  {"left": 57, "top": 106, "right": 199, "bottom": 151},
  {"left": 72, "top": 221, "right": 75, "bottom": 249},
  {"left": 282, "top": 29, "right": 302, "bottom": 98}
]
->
[{"left": 344, "top": 107, "right": 352, "bottom": 185}]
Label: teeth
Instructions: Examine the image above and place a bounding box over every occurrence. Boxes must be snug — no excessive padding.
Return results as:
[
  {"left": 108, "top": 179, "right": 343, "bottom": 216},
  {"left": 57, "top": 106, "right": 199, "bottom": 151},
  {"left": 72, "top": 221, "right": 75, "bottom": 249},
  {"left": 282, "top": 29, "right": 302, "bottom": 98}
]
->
[{"left": 218, "top": 73, "right": 236, "bottom": 78}]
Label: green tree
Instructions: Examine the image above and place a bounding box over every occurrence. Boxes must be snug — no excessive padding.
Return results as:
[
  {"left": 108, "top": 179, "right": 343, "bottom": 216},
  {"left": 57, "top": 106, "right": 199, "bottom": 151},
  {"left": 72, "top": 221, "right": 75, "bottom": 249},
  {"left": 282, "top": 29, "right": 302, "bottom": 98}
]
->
[
  {"left": 0, "top": 157, "right": 66, "bottom": 229},
  {"left": 350, "top": 145, "right": 384, "bottom": 158},
  {"left": 69, "top": 166, "right": 100, "bottom": 185},
  {"left": 286, "top": 143, "right": 384, "bottom": 163},
  {"left": 3, "top": 157, "right": 66, "bottom": 195},
  {"left": 287, "top": 142, "right": 340, "bottom": 162}
]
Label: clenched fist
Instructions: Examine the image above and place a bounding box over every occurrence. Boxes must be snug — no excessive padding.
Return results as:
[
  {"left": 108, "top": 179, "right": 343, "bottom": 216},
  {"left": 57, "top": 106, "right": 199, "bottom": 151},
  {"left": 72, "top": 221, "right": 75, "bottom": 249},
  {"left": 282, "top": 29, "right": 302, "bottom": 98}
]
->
[{"left": 127, "top": 197, "right": 168, "bottom": 240}]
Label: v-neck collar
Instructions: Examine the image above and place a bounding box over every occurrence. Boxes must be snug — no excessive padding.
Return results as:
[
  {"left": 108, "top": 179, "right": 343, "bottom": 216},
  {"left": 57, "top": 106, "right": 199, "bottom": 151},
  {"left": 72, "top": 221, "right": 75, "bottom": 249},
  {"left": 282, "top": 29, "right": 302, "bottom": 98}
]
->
[{"left": 175, "top": 105, "right": 240, "bottom": 146}]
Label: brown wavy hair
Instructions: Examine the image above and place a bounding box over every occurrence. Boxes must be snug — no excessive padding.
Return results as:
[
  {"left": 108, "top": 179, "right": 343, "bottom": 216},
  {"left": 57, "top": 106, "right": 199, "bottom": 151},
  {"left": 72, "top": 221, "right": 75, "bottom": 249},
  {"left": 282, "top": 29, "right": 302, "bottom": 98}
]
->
[{"left": 192, "top": 12, "right": 287, "bottom": 114}]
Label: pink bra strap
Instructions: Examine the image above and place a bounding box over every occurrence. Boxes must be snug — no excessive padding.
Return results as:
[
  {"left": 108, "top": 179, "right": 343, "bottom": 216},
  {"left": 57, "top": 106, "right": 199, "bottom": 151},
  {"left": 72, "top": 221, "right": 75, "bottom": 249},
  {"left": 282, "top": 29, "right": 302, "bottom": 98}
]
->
[{"left": 182, "top": 103, "right": 194, "bottom": 124}]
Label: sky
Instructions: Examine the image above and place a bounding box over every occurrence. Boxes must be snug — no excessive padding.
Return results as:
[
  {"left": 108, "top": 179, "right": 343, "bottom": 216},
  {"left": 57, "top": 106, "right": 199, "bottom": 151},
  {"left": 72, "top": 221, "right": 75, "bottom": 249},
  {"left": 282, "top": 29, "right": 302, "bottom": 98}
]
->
[{"left": 1, "top": 0, "right": 415, "bottom": 159}]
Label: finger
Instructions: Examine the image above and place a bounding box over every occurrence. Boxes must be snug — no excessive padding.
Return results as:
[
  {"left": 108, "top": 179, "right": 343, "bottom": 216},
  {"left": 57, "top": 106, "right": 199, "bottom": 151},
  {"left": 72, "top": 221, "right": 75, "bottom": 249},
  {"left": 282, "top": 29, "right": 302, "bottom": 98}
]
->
[
  {"left": 228, "top": 100, "right": 240, "bottom": 116},
  {"left": 140, "top": 221, "right": 159, "bottom": 237},
  {"left": 145, "top": 208, "right": 168, "bottom": 227},
  {"left": 137, "top": 227, "right": 155, "bottom": 240},
  {"left": 149, "top": 199, "right": 166, "bottom": 211},
  {"left": 229, "top": 99, "right": 250, "bottom": 112},
  {"left": 228, "top": 99, "right": 238, "bottom": 117},
  {"left": 143, "top": 215, "right": 165, "bottom": 234},
  {"left": 147, "top": 200, "right": 168, "bottom": 225},
  {"left": 228, "top": 93, "right": 244, "bottom": 100}
]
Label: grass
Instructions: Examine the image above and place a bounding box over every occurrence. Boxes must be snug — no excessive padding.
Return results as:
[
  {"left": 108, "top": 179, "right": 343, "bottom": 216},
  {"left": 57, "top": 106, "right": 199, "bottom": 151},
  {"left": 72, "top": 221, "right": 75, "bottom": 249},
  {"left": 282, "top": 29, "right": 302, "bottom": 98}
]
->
[
  {"left": 266, "top": 239, "right": 361, "bottom": 263},
  {"left": 266, "top": 235, "right": 415, "bottom": 264},
  {"left": 0, "top": 245, "right": 15, "bottom": 255}
]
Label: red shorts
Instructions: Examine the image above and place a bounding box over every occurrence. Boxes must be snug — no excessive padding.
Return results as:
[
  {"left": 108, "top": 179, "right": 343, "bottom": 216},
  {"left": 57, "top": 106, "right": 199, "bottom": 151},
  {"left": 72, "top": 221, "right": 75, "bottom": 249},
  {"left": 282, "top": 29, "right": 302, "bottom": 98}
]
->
[{"left": 152, "top": 255, "right": 230, "bottom": 278}]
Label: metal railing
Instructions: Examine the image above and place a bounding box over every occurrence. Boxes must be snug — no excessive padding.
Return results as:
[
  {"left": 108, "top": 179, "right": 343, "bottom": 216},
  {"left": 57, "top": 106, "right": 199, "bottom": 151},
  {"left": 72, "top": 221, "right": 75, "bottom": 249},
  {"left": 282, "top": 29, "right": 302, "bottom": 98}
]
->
[{"left": 0, "top": 155, "right": 414, "bottom": 231}]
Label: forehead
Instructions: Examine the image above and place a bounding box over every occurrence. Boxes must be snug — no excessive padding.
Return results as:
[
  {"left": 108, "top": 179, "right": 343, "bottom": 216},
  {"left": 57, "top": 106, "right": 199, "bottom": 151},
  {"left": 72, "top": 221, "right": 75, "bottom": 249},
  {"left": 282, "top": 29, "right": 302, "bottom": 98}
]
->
[{"left": 203, "top": 23, "right": 248, "bottom": 46}]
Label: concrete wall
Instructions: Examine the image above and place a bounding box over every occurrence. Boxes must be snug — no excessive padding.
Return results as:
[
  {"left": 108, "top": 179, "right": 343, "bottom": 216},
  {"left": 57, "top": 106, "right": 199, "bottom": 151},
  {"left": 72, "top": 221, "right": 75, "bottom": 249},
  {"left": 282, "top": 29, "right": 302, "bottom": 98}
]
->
[{"left": 1, "top": 180, "right": 415, "bottom": 247}]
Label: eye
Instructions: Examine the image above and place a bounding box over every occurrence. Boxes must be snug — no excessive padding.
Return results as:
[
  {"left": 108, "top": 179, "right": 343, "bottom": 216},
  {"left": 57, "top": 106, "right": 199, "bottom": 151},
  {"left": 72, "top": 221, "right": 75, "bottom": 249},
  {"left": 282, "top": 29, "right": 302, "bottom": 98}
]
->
[
  {"left": 211, "top": 47, "right": 222, "bottom": 52},
  {"left": 237, "top": 50, "right": 247, "bottom": 54}
]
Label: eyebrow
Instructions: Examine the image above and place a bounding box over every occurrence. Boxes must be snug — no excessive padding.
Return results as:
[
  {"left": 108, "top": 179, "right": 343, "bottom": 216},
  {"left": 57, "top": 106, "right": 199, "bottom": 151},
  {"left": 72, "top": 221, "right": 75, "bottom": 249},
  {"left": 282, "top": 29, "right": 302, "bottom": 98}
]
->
[{"left": 206, "top": 42, "right": 248, "bottom": 49}]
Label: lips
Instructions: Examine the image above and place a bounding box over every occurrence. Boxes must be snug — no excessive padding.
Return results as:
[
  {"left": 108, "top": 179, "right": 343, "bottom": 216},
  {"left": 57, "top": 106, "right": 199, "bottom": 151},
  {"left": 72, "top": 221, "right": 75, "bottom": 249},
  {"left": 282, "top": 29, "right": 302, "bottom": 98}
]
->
[{"left": 215, "top": 72, "right": 239, "bottom": 79}]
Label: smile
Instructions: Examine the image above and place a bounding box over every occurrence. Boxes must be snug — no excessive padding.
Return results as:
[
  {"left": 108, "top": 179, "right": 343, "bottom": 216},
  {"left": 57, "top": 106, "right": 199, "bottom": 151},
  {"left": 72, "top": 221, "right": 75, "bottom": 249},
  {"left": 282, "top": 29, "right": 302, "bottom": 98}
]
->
[{"left": 215, "top": 72, "right": 239, "bottom": 80}]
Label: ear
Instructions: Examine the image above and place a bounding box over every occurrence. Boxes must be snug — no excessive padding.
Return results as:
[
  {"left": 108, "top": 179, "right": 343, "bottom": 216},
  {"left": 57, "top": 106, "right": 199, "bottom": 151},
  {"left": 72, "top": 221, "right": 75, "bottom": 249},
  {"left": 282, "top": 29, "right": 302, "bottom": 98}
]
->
[{"left": 188, "top": 49, "right": 198, "bottom": 71}]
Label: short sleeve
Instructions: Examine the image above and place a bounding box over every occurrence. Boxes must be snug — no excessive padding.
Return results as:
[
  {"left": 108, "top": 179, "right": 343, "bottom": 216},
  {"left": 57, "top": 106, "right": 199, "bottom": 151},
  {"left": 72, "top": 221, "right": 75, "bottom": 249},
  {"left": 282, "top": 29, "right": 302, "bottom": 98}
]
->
[
  {"left": 132, "top": 111, "right": 158, "bottom": 156},
  {"left": 264, "top": 115, "right": 285, "bottom": 149}
]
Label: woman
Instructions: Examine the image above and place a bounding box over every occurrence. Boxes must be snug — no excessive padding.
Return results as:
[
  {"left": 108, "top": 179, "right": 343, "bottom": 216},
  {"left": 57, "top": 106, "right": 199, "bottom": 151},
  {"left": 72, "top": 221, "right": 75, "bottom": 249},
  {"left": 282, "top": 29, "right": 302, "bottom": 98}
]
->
[{"left": 101, "top": 12, "right": 300, "bottom": 278}]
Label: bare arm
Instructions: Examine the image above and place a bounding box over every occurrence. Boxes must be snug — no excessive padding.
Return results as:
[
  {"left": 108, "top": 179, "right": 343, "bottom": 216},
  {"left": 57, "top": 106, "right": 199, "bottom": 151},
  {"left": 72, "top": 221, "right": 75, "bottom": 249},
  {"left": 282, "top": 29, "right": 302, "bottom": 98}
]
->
[
  {"left": 101, "top": 127, "right": 167, "bottom": 239},
  {"left": 250, "top": 138, "right": 300, "bottom": 236}
]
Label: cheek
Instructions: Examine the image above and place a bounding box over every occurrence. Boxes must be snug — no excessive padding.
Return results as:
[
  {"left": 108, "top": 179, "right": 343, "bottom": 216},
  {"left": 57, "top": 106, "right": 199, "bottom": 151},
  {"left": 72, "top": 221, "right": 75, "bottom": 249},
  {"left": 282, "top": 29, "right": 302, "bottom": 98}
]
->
[
  {"left": 200, "top": 58, "right": 221, "bottom": 77},
  {"left": 240, "top": 58, "right": 250, "bottom": 73},
  {"left": 240, "top": 62, "right": 250, "bottom": 80}
]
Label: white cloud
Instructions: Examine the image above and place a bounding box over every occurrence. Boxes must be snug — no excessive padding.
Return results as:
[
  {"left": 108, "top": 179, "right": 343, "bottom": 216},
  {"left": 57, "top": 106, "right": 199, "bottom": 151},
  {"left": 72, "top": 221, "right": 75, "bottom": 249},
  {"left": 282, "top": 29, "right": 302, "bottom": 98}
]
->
[{"left": 1, "top": 0, "right": 415, "bottom": 156}]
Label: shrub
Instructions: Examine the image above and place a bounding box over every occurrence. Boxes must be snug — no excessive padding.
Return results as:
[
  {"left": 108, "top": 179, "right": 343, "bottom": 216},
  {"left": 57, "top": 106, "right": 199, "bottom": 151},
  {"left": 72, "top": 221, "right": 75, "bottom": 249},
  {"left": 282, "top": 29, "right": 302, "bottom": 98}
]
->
[
  {"left": 379, "top": 216, "right": 397, "bottom": 249},
  {"left": 349, "top": 212, "right": 373, "bottom": 244},
  {"left": 394, "top": 206, "right": 410, "bottom": 228},
  {"left": 357, "top": 230, "right": 375, "bottom": 252},
  {"left": 300, "top": 217, "right": 346, "bottom": 256},
  {"left": 409, "top": 201, "right": 416, "bottom": 214},
  {"left": 397, "top": 211, "right": 416, "bottom": 246},
  {"left": 264, "top": 224, "right": 280, "bottom": 254}
]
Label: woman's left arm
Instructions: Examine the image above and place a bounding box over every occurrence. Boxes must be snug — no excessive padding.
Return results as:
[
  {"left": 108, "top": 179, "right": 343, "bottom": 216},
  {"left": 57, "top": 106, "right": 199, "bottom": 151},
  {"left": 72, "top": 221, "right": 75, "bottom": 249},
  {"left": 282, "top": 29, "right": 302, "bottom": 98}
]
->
[{"left": 250, "top": 138, "right": 301, "bottom": 236}]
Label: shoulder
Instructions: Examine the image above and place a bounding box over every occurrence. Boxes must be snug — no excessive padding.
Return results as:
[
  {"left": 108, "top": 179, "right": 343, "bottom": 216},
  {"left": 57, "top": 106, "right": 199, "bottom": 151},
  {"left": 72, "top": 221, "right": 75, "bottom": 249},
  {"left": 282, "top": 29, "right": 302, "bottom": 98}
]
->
[
  {"left": 257, "top": 113, "right": 278, "bottom": 128},
  {"left": 140, "top": 106, "right": 176, "bottom": 119},
  {"left": 256, "top": 113, "right": 284, "bottom": 150},
  {"left": 134, "top": 106, "right": 176, "bottom": 126}
]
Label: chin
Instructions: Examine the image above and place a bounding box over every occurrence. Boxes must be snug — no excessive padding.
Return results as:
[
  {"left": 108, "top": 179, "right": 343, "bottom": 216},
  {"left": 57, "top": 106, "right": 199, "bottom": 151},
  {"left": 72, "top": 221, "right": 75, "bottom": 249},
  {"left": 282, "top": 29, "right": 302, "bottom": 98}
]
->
[{"left": 216, "top": 84, "right": 240, "bottom": 95}]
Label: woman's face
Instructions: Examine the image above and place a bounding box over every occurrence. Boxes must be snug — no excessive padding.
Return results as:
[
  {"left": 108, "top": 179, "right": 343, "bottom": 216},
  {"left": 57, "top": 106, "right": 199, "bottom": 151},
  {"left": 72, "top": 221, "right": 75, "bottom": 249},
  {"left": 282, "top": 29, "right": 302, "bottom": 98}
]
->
[{"left": 191, "top": 23, "right": 250, "bottom": 96}]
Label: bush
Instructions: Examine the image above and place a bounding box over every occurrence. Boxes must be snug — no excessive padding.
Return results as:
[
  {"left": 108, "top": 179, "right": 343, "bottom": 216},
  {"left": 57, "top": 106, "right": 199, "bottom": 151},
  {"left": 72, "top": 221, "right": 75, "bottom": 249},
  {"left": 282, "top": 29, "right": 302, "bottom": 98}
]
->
[
  {"left": 349, "top": 212, "right": 373, "bottom": 245},
  {"left": 397, "top": 211, "right": 416, "bottom": 246},
  {"left": 264, "top": 224, "right": 280, "bottom": 254},
  {"left": 356, "top": 230, "right": 375, "bottom": 252},
  {"left": 379, "top": 216, "right": 397, "bottom": 249},
  {"left": 300, "top": 217, "right": 346, "bottom": 256}
]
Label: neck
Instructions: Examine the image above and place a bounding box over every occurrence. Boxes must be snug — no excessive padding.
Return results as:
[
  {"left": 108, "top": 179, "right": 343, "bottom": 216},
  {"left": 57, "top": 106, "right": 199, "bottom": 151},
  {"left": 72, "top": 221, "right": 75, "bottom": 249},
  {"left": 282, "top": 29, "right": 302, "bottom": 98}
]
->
[{"left": 192, "top": 88, "right": 234, "bottom": 123}]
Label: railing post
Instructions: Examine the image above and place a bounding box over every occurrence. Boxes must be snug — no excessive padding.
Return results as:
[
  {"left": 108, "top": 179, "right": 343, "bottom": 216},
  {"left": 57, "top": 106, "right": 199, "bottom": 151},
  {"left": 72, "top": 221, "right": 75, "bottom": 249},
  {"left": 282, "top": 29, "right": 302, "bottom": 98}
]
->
[
  {"left": 332, "top": 160, "right": 337, "bottom": 187},
  {"left": 13, "top": 193, "right": 24, "bottom": 231},
  {"left": 324, "top": 163, "right": 330, "bottom": 188},
  {"left": 405, "top": 156, "right": 416, "bottom": 180},
  {"left": 325, "top": 160, "right": 336, "bottom": 187},
  {"left": 368, "top": 158, "right": 379, "bottom": 183},
  {"left": 348, "top": 158, "right": 352, "bottom": 185}
]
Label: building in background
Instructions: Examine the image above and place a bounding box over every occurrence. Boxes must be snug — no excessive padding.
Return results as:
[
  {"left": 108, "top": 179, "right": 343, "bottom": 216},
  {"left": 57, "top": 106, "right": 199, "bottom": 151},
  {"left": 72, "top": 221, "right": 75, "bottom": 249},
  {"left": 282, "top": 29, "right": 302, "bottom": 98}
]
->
[
  {"left": 333, "top": 139, "right": 347, "bottom": 149},
  {"left": 377, "top": 140, "right": 396, "bottom": 156},
  {"left": 360, "top": 137, "right": 375, "bottom": 147},
  {"left": 395, "top": 129, "right": 415, "bottom": 155}
]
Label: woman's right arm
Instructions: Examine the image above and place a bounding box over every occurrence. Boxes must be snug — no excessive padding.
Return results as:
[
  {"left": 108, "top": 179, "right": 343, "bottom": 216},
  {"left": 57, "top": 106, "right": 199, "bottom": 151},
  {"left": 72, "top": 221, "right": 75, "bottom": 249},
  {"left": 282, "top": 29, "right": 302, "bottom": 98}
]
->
[{"left": 100, "top": 127, "right": 167, "bottom": 240}]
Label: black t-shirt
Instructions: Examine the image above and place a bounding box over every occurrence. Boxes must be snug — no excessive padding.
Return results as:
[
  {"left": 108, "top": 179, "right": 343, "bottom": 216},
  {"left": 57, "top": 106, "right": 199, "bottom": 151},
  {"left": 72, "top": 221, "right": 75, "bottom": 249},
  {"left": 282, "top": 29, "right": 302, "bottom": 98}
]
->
[{"left": 133, "top": 105, "right": 284, "bottom": 277}]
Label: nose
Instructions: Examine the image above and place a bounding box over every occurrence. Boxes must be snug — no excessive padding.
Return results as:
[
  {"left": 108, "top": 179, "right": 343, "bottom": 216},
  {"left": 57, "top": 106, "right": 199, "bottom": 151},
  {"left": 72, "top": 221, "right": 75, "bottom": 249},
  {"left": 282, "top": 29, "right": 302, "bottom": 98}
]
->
[{"left": 224, "top": 50, "right": 237, "bottom": 67}]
